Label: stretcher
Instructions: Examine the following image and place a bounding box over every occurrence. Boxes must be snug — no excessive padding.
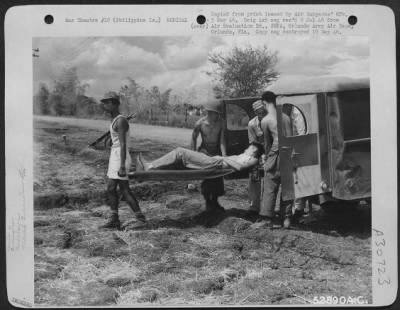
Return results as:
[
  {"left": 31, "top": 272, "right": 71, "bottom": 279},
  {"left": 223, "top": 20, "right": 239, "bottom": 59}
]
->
[{"left": 128, "top": 168, "right": 235, "bottom": 181}]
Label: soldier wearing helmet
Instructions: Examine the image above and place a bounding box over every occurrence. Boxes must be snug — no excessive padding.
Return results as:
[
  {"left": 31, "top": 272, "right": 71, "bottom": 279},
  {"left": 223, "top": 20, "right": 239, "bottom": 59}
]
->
[{"left": 191, "top": 100, "right": 227, "bottom": 212}]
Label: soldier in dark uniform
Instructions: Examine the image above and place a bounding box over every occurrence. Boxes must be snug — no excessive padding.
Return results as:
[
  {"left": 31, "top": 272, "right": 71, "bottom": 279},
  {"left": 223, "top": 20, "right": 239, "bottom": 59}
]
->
[{"left": 191, "top": 100, "right": 227, "bottom": 212}]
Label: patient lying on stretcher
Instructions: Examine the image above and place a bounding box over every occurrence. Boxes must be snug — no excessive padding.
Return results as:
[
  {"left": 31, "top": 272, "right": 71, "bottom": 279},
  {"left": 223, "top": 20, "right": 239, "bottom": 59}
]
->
[{"left": 136, "top": 142, "right": 264, "bottom": 172}]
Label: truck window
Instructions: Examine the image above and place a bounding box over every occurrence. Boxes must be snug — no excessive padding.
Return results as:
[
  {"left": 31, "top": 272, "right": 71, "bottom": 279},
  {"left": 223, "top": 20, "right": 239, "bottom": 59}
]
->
[
  {"left": 226, "top": 104, "right": 249, "bottom": 130},
  {"left": 282, "top": 103, "right": 308, "bottom": 137}
]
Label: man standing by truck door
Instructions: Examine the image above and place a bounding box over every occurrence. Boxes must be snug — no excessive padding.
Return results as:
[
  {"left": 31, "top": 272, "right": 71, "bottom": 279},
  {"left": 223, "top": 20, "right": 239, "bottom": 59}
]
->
[
  {"left": 247, "top": 100, "right": 267, "bottom": 216},
  {"left": 254, "top": 91, "right": 292, "bottom": 228},
  {"left": 191, "top": 100, "right": 227, "bottom": 212}
]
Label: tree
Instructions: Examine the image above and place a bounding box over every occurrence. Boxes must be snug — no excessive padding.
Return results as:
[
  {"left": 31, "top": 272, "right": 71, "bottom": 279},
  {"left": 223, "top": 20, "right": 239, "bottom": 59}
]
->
[
  {"left": 159, "top": 88, "right": 172, "bottom": 112},
  {"left": 207, "top": 45, "right": 279, "bottom": 98},
  {"left": 34, "top": 83, "right": 50, "bottom": 114},
  {"left": 81, "top": 96, "right": 101, "bottom": 116},
  {"left": 119, "top": 78, "right": 144, "bottom": 114},
  {"left": 49, "top": 66, "right": 89, "bottom": 116},
  {"left": 149, "top": 86, "right": 161, "bottom": 105},
  {"left": 48, "top": 93, "right": 64, "bottom": 116},
  {"left": 147, "top": 86, "right": 173, "bottom": 112}
]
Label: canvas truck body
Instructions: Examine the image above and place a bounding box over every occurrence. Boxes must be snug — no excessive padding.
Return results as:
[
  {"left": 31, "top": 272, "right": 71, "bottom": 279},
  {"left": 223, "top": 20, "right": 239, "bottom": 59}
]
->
[{"left": 222, "top": 76, "right": 371, "bottom": 203}]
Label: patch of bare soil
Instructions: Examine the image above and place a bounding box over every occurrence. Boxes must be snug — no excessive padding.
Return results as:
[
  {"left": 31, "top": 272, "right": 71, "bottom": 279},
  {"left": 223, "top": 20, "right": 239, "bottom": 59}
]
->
[{"left": 34, "top": 119, "right": 372, "bottom": 306}]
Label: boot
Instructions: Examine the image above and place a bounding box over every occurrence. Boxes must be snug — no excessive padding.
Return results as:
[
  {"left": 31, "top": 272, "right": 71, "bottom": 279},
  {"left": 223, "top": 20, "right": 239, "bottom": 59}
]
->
[
  {"left": 283, "top": 216, "right": 291, "bottom": 229},
  {"left": 251, "top": 216, "right": 273, "bottom": 229},
  {"left": 212, "top": 199, "right": 225, "bottom": 212},
  {"left": 205, "top": 196, "right": 225, "bottom": 213},
  {"left": 205, "top": 198, "right": 214, "bottom": 212},
  {"left": 122, "top": 212, "right": 147, "bottom": 230},
  {"left": 292, "top": 209, "right": 304, "bottom": 224},
  {"left": 272, "top": 216, "right": 283, "bottom": 229},
  {"left": 99, "top": 214, "right": 121, "bottom": 230},
  {"left": 134, "top": 211, "right": 146, "bottom": 223}
]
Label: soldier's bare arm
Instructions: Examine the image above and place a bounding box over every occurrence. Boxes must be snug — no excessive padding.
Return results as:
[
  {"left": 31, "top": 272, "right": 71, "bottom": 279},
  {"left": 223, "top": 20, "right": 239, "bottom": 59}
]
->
[
  {"left": 248, "top": 121, "right": 256, "bottom": 143},
  {"left": 223, "top": 157, "right": 258, "bottom": 171},
  {"left": 222, "top": 157, "right": 242, "bottom": 171},
  {"left": 268, "top": 117, "right": 279, "bottom": 148},
  {"left": 241, "top": 157, "right": 259, "bottom": 170},
  {"left": 191, "top": 119, "right": 202, "bottom": 151},
  {"left": 261, "top": 116, "right": 272, "bottom": 155},
  {"left": 220, "top": 122, "right": 227, "bottom": 156}
]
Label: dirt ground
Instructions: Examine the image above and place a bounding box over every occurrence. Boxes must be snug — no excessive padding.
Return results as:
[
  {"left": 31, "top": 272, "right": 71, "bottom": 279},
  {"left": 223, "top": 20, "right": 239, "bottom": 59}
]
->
[{"left": 34, "top": 117, "right": 372, "bottom": 306}]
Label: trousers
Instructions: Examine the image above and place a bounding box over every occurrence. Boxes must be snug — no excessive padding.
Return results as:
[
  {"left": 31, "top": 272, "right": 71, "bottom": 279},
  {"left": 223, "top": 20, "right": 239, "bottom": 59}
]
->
[
  {"left": 248, "top": 167, "right": 262, "bottom": 211},
  {"left": 151, "top": 147, "right": 224, "bottom": 170},
  {"left": 259, "top": 150, "right": 294, "bottom": 218},
  {"left": 199, "top": 143, "right": 225, "bottom": 197}
]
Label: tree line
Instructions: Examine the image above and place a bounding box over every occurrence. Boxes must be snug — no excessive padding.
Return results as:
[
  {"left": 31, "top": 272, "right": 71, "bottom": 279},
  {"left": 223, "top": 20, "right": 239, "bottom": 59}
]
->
[
  {"left": 33, "top": 67, "right": 101, "bottom": 117},
  {"left": 33, "top": 67, "right": 204, "bottom": 128},
  {"left": 34, "top": 44, "right": 279, "bottom": 128}
]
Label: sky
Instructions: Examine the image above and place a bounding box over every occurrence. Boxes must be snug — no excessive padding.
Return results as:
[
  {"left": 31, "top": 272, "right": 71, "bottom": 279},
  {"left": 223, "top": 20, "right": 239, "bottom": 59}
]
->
[{"left": 32, "top": 36, "right": 369, "bottom": 105}]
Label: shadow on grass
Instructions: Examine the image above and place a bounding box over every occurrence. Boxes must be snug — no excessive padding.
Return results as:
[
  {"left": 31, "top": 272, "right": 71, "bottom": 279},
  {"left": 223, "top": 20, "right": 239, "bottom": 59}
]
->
[
  {"left": 122, "top": 200, "right": 371, "bottom": 240},
  {"left": 296, "top": 205, "right": 371, "bottom": 239},
  {"left": 124, "top": 208, "right": 256, "bottom": 231}
]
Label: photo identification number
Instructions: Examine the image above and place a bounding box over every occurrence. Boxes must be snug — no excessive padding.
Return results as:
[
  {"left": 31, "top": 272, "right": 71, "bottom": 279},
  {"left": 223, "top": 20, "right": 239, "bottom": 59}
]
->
[{"left": 373, "top": 228, "right": 391, "bottom": 286}]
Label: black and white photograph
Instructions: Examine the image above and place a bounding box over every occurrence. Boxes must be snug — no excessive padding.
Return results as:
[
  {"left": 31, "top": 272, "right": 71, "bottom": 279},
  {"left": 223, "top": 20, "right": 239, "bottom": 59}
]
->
[
  {"left": 30, "top": 35, "right": 375, "bottom": 306},
  {"left": 4, "top": 4, "right": 399, "bottom": 308}
]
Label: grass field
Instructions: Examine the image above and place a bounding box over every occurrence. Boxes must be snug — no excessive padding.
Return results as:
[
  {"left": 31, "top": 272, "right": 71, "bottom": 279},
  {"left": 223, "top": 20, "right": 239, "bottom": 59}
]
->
[
  {"left": 35, "top": 115, "right": 194, "bottom": 146},
  {"left": 33, "top": 118, "right": 372, "bottom": 306}
]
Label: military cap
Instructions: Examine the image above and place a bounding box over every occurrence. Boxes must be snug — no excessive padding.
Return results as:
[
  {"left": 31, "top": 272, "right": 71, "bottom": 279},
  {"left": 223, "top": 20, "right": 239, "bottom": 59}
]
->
[{"left": 252, "top": 100, "right": 264, "bottom": 112}]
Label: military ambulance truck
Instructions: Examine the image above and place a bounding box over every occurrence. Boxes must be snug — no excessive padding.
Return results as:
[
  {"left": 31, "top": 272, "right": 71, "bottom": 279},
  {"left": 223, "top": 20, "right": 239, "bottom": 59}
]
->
[{"left": 223, "top": 77, "right": 371, "bottom": 206}]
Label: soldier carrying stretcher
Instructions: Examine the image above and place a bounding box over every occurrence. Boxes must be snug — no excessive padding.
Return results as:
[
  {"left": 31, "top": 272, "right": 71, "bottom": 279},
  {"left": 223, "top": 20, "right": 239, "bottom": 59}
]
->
[
  {"left": 191, "top": 100, "right": 227, "bottom": 213},
  {"left": 98, "top": 91, "right": 146, "bottom": 230}
]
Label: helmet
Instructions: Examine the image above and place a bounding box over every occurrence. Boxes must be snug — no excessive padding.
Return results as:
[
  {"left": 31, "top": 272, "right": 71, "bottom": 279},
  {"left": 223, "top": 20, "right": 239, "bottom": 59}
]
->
[
  {"left": 101, "top": 91, "right": 120, "bottom": 103},
  {"left": 205, "top": 100, "right": 223, "bottom": 114}
]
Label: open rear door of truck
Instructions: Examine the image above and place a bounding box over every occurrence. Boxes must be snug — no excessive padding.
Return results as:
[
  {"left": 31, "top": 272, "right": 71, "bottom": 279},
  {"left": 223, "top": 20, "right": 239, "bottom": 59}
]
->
[{"left": 277, "top": 94, "right": 326, "bottom": 201}]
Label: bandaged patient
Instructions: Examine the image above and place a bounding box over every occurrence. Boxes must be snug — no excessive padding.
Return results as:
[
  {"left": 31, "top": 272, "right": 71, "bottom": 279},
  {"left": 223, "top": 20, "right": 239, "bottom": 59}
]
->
[{"left": 136, "top": 142, "right": 264, "bottom": 172}]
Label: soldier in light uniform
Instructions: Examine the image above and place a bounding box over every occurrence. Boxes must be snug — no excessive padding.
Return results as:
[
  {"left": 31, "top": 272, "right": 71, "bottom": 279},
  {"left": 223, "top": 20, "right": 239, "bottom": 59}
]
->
[
  {"left": 99, "top": 91, "right": 146, "bottom": 230},
  {"left": 191, "top": 100, "right": 227, "bottom": 212},
  {"left": 246, "top": 100, "right": 267, "bottom": 216}
]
